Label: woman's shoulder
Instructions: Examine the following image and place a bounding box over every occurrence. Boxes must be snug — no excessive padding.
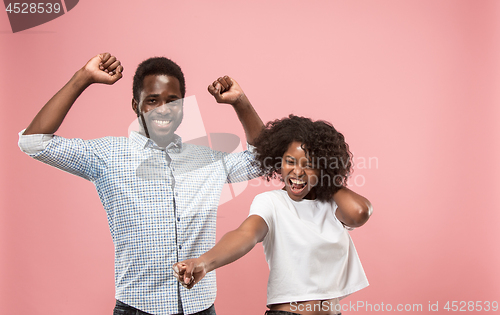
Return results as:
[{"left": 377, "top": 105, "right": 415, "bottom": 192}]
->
[
  {"left": 250, "top": 190, "right": 290, "bottom": 212},
  {"left": 253, "top": 189, "right": 288, "bottom": 202}
]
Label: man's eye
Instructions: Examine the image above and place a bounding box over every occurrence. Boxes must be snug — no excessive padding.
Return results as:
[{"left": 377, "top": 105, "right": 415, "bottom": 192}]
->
[
  {"left": 168, "top": 99, "right": 182, "bottom": 106},
  {"left": 147, "top": 99, "right": 157, "bottom": 104}
]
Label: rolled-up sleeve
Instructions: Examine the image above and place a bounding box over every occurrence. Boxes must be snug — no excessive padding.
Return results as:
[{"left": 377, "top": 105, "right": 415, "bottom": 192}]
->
[
  {"left": 18, "top": 129, "right": 107, "bottom": 182},
  {"left": 223, "top": 142, "right": 261, "bottom": 183},
  {"left": 18, "top": 129, "right": 54, "bottom": 155}
]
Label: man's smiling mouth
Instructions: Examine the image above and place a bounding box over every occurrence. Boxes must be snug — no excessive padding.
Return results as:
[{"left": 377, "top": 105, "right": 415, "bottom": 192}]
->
[{"left": 152, "top": 119, "right": 172, "bottom": 126}]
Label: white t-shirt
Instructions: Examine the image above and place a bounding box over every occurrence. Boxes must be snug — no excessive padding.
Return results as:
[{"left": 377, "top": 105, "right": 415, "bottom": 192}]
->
[{"left": 249, "top": 190, "right": 369, "bottom": 306}]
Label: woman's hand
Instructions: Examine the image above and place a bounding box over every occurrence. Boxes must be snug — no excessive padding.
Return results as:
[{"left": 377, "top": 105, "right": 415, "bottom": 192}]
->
[{"left": 172, "top": 258, "right": 207, "bottom": 289}]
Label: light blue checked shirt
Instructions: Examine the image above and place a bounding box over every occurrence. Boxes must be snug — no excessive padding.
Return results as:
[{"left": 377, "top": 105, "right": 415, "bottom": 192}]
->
[{"left": 18, "top": 130, "right": 259, "bottom": 315}]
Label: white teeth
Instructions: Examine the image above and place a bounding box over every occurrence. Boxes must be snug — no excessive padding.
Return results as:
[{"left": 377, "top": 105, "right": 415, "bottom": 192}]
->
[
  {"left": 290, "top": 178, "right": 306, "bottom": 184},
  {"left": 153, "top": 120, "right": 172, "bottom": 126}
]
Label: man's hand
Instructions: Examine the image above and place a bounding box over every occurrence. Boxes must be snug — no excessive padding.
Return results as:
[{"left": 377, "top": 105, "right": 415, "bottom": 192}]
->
[
  {"left": 207, "top": 75, "right": 263, "bottom": 144},
  {"left": 23, "top": 52, "right": 124, "bottom": 135},
  {"left": 81, "top": 52, "right": 124, "bottom": 85},
  {"left": 208, "top": 76, "right": 245, "bottom": 106},
  {"left": 172, "top": 258, "right": 207, "bottom": 290}
]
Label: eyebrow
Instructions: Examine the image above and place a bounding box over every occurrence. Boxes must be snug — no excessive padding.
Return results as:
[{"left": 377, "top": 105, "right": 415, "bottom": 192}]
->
[
  {"left": 285, "top": 155, "right": 313, "bottom": 164},
  {"left": 145, "top": 94, "right": 180, "bottom": 100}
]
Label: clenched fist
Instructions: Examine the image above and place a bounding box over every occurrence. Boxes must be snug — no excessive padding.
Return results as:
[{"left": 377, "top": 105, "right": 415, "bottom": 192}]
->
[{"left": 81, "top": 52, "right": 124, "bottom": 85}]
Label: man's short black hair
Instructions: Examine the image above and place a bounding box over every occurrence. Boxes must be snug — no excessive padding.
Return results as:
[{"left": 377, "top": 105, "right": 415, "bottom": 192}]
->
[{"left": 133, "top": 57, "right": 186, "bottom": 102}]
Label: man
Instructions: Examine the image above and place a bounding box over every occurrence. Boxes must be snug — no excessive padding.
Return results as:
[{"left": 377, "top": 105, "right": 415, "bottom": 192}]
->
[{"left": 18, "top": 53, "right": 264, "bottom": 315}]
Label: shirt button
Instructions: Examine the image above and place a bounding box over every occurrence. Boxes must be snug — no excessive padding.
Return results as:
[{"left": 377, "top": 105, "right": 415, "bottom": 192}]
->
[
  {"left": 177, "top": 217, "right": 180, "bottom": 222},
  {"left": 179, "top": 245, "right": 182, "bottom": 250},
  {"left": 175, "top": 192, "right": 178, "bottom": 196}
]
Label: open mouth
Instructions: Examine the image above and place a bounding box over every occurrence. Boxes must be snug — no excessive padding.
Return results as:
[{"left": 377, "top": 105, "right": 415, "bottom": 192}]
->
[{"left": 288, "top": 178, "right": 307, "bottom": 194}]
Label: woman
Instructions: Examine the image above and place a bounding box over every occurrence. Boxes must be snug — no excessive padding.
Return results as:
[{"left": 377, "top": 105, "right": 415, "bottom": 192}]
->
[{"left": 173, "top": 115, "right": 372, "bottom": 315}]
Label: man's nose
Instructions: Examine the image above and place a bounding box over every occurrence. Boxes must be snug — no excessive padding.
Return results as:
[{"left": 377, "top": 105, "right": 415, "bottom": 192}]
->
[{"left": 155, "top": 103, "right": 172, "bottom": 114}]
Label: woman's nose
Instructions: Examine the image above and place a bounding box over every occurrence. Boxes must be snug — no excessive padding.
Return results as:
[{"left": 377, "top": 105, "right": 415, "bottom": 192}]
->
[{"left": 293, "top": 165, "right": 304, "bottom": 176}]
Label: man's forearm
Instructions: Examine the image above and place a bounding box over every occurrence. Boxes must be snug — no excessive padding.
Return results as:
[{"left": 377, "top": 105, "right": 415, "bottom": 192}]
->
[
  {"left": 24, "top": 69, "right": 92, "bottom": 135},
  {"left": 24, "top": 53, "right": 123, "bottom": 135},
  {"left": 231, "top": 94, "right": 264, "bottom": 145}
]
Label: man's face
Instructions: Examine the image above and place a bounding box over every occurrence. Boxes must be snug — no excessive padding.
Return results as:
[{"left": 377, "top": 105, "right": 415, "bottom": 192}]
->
[{"left": 133, "top": 75, "right": 183, "bottom": 146}]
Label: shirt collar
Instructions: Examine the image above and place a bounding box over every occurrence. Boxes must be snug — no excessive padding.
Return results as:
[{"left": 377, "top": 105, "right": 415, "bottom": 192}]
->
[{"left": 129, "top": 131, "right": 183, "bottom": 152}]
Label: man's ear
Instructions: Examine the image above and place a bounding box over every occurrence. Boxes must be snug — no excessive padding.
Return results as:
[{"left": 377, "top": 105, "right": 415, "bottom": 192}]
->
[{"left": 132, "top": 99, "right": 139, "bottom": 116}]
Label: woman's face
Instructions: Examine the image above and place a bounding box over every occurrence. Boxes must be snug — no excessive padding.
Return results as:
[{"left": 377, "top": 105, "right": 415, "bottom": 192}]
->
[{"left": 281, "top": 141, "right": 320, "bottom": 201}]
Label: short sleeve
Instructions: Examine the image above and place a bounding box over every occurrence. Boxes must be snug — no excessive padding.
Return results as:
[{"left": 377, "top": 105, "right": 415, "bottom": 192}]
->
[
  {"left": 248, "top": 192, "right": 275, "bottom": 234},
  {"left": 225, "top": 151, "right": 258, "bottom": 183},
  {"left": 246, "top": 142, "right": 257, "bottom": 155}
]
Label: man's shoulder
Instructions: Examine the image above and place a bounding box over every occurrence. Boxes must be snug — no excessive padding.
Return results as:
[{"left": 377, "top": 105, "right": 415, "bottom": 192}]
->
[
  {"left": 51, "top": 135, "right": 133, "bottom": 153},
  {"left": 181, "top": 142, "right": 254, "bottom": 157},
  {"left": 180, "top": 143, "right": 224, "bottom": 156},
  {"left": 74, "top": 135, "right": 130, "bottom": 147},
  {"left": 53, "top": 134, "right": 128, "bottom": 142}
]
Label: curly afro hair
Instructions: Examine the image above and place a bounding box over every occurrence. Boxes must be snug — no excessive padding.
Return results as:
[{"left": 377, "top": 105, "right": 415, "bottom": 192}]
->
[
  {"left": 253, "top": 115, "right": 352, "bottom": 202},
  {"left": 132, "top": 57, "right": 186, "bottom": 103}
]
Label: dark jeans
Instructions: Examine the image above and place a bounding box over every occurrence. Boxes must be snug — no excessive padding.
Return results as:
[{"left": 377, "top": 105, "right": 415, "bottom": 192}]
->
[
  {"left": 265, "top": 311, "right": 341, "bottom": 315},
  {"left": 113, "top": 300, "right": 216, "bottom": 315}
]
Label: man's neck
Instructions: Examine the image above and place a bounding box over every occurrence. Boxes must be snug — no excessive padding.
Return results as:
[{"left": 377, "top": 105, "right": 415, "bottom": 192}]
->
[{"left": 139, "top": 130, "right": 176, "bottom": 149}]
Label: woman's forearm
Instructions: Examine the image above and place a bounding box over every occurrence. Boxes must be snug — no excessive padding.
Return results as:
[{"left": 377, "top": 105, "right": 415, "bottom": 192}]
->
[{"left": 334, "top": 187, "right": 373, "bottom": 227}]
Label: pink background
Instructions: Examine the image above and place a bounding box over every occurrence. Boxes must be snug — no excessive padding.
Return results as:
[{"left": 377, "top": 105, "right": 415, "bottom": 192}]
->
[{"left": 1, "top": 1, "right": 499, "bottom": 314}]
